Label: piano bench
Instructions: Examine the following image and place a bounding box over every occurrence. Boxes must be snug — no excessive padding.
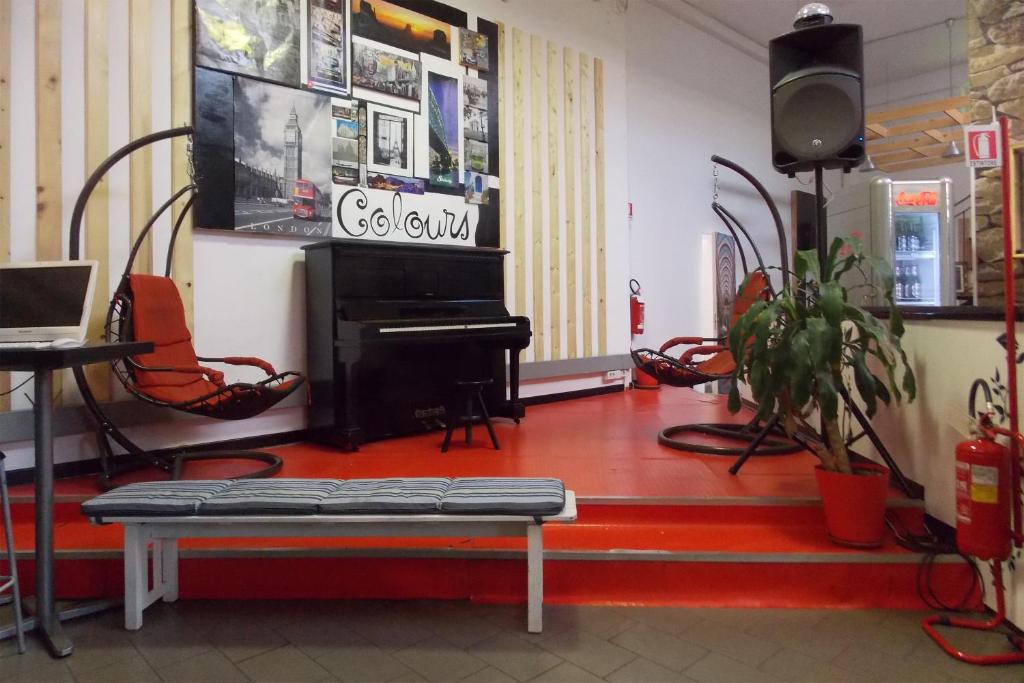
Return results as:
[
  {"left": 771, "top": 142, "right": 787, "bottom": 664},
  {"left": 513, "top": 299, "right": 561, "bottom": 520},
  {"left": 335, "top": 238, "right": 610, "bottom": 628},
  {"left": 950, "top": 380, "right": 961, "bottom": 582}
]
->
[
  {"left": 443, "top": 379, "right": 500, "bottom": 452},
  {"left": 81, "top": 478, "right": 577, "bottom": 634}
]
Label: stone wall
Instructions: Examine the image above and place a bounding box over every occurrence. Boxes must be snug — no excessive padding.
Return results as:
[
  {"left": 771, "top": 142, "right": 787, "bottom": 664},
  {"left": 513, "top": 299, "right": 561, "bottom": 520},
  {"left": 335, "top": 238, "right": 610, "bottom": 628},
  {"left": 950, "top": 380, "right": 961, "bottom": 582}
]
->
[{"left": 970, "top": 0, "right": 1024, "bottom": 306}]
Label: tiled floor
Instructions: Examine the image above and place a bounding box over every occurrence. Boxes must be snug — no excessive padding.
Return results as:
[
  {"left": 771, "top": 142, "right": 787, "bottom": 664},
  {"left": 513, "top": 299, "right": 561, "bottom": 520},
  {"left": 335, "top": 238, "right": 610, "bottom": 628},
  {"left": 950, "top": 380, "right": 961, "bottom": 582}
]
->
[{"left": 2, "top": 601, "right": 1023, "bottom": 682}]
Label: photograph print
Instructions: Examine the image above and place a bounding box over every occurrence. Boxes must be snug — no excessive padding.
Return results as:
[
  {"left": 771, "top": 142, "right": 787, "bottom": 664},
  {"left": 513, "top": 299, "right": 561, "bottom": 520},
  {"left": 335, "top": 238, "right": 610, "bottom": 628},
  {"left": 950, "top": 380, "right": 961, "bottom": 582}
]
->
[
  {"left": 352, "top": 40, "right": 422, "bottom": 101},
  {"left": 305, "top": 0, "right": 350, "bottom": 94},
  {"left": 459, "top": 28, "right": 489, "bottom": 71},
  {"left": 367, "top": 102, "right": 414, "bottom": 177},
  {"left": 463, "top": 105, "right": 487, "bottom": 143},
  {"left": 464, "top": 138, "right": 488, "bottom": 175},
  {"left": 195, "top": 0, "right": 301, "bottom": 87},
  {"left": 463, "top": 75, "right": 488, "bottom": 110},
  {"left": 427, "top": 72, "right": 461, "bottom": 188},
  {"left": 233, "top": 76, "right": 333, "bottom": 236},
  {"left": 351, "top": 0, "right": 451, "bottom": 59}
]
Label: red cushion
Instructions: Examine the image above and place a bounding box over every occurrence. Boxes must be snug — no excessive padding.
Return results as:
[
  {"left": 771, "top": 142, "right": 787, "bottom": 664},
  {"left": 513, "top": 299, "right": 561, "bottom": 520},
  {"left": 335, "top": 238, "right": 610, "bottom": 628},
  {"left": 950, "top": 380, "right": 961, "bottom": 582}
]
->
[{"left": 129, "top": 274, "right": 221, "bottom": 402}]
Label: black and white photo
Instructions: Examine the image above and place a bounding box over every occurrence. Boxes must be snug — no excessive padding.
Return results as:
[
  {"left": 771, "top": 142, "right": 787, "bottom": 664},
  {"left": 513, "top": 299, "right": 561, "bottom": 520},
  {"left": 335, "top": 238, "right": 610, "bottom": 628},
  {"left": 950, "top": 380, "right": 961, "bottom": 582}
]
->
[
  {"left": 233, "top": 76, "right": 333, "bottom": 236},
  {"left": 464, "top": 105, "right": 487, "bottom": 142},
  {"left": 366, "top": 103, "right": 414, "bottom": 177}
]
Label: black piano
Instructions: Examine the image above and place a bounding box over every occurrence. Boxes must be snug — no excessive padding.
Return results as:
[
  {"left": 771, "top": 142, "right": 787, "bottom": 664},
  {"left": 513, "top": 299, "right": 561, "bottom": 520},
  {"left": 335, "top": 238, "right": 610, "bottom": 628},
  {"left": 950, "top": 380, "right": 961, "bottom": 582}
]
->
[{"left": 302, "top": 238, "right": 531, "bottom": 450}]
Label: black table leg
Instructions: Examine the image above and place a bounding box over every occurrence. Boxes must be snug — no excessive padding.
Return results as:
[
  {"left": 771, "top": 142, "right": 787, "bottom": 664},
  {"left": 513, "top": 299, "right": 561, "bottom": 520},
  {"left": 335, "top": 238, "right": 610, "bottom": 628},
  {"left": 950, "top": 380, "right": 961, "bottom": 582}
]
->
[{"left": 33, "top": 371, "right": 72, "bottom": 657}]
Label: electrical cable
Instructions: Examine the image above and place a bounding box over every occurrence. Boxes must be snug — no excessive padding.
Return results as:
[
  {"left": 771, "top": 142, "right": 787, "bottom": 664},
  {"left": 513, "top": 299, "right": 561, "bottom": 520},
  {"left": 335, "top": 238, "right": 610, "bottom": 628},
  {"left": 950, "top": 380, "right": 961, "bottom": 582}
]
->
[
  {"left": 0, "top": 374, "right": 33, "bottom": 398},
  {"left": 886, "top": 510, "right": 987, "bottom": 613}
]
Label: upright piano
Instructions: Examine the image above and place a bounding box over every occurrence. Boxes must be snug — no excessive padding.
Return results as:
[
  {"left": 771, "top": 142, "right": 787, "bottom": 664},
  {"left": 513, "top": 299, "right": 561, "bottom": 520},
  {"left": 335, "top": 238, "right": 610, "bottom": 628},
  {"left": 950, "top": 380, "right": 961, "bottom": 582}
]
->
[{"left": 302, "top": 238, "right": 531, "bottom": 450}]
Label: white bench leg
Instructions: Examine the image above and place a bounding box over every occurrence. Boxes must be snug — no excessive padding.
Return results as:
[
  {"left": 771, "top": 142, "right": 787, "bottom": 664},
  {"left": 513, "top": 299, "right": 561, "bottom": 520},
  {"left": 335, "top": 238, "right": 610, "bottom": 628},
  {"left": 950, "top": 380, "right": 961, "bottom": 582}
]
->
[
  {"left": 527, "top": 524, "right": 543, "bottom": 633},
  {"left": 124, "top": 525, "right": 147, "bottom": 630},
  {"left": 161, "top": 539, "right": 179, "bottom": 603}
]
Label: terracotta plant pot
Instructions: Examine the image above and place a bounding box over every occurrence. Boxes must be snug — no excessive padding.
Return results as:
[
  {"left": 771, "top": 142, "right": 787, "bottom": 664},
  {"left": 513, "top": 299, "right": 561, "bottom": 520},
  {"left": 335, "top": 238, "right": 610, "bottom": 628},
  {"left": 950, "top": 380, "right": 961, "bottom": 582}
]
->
[{"left": 814, "top": 461, "right": 890, "bottom": 548}]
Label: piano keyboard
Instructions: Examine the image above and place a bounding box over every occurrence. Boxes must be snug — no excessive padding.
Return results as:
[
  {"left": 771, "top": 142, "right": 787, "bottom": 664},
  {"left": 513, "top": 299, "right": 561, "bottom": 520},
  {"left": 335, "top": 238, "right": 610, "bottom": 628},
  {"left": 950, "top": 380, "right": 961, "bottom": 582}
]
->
[{"left": 379, "top": 322, "right": 520, "bottom": 334}]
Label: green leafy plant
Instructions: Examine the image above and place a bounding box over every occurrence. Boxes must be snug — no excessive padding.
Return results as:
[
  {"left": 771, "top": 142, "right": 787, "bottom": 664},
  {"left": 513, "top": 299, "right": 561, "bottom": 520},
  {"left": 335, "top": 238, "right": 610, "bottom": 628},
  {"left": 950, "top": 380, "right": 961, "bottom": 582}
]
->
[{"left": 727, "top": 237, "right": 916, "bottom": 474}]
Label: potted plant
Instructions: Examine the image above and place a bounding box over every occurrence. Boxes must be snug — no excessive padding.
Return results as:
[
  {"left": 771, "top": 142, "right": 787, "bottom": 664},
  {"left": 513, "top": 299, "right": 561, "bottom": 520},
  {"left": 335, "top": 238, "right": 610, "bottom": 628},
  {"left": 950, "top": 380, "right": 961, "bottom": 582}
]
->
[{"left": 727, "top": 237, "right": 916, "bottom": 547}]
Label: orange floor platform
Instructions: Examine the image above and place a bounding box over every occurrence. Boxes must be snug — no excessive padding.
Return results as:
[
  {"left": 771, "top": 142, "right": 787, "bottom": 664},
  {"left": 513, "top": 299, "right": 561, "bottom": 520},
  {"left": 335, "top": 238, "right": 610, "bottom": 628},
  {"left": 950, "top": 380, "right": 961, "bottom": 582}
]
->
[{"left": 6, "top": 387, "right": 975, "bottom": 609}]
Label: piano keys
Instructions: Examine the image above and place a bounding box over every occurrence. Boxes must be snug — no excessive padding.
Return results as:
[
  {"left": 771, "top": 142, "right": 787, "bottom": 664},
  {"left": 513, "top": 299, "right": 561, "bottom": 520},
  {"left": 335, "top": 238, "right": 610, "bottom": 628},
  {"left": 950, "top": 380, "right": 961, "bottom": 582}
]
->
[{"left": 302, "top": 238, "right": 531, "bottom": 450}]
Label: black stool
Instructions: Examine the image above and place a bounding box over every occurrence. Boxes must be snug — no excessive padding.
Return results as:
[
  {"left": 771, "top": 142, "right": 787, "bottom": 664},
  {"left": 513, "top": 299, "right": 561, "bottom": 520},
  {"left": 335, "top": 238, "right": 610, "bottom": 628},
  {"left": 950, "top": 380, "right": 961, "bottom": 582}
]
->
[{"left": 441, "top": 380, "right": 500, "bottom": 452}]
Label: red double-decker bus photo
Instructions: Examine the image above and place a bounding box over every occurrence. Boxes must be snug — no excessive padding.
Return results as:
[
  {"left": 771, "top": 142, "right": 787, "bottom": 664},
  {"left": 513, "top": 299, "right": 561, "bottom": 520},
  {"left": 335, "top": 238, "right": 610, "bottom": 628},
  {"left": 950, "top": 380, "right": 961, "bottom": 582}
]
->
[{"left": 292, "top": 179, "right": 331, "bottom": 220}]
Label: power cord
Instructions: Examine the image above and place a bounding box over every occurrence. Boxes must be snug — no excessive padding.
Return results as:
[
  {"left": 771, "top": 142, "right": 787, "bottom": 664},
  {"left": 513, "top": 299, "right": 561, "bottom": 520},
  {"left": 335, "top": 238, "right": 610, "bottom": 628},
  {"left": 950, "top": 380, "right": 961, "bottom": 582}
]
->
[
  {"left": 0, "top": 374, "right": 33, "bottom": 398},
  {"left": 886, "top": 511, "right": 986, "bottom": 612}
]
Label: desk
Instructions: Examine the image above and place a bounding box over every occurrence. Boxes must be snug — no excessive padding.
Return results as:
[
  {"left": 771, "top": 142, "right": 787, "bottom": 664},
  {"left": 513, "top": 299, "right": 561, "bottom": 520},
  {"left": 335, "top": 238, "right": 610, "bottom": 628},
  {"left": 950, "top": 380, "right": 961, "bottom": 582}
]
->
[{"left": 0, "top": 342, "right": 152, "bottom": 657}]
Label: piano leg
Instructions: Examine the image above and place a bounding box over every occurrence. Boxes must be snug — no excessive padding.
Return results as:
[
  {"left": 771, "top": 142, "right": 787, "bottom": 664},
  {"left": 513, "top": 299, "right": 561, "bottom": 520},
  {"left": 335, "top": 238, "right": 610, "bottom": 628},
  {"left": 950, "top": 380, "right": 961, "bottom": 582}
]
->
[{"left": 509, "top": 348, "right": 524, "bottom": 424}]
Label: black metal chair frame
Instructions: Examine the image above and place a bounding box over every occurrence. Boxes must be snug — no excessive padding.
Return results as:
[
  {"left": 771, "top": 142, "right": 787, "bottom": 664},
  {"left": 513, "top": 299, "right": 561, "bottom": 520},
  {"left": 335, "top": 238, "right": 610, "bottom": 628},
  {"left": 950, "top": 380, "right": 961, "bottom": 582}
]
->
[
  {"left": 441, "top": 380, "right": 500, "bottom": 453},
  {"left": 631, "top": 155, "right": 803, "bottom": 462},
  {"left": 69, "top": 127, "right": 300, "bottom": 489}
]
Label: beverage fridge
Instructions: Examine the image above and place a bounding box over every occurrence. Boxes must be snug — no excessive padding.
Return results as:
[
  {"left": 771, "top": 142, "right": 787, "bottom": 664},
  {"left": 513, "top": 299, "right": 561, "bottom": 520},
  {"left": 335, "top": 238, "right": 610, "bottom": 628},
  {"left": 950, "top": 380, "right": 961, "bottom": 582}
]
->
[{"left": 844, "top": 177, "right": 956, "bottom": 307}]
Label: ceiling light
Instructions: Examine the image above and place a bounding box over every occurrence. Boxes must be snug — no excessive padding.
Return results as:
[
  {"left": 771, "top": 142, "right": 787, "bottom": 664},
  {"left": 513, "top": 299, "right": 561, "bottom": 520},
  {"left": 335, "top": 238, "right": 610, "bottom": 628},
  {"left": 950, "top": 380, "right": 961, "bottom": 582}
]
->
[
  {"left": 942, "top": 139, "right": 962, "bottom": 158},
  {"left": 859, "top": 155, "right": 879, "bottom": 172}
]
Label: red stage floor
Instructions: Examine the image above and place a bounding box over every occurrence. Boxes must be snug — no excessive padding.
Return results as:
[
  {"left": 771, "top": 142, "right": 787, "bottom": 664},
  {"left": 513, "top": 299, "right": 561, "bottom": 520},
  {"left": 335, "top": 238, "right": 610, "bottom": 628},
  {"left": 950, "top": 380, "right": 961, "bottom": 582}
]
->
[{"left": 16, "top": 387, "right": 908, "bottom": 505}]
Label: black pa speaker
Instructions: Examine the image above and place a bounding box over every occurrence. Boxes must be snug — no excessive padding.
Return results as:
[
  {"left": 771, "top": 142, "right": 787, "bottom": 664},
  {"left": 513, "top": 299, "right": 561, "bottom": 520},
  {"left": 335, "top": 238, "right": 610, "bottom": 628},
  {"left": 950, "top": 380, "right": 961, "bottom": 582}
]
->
[{"left": 769, "top": 23, "right": 865, "bottom": 175}]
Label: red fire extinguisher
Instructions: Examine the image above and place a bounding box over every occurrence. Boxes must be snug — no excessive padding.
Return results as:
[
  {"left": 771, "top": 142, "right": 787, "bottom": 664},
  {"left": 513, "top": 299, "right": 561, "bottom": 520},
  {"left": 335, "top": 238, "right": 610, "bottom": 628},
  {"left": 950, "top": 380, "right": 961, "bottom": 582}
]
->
[
  {"left": 629, "top": 279, "right": 645, "bottom": 336},
  {"left": 955, "top": 436, "right": 1011, "bottom": 561}
]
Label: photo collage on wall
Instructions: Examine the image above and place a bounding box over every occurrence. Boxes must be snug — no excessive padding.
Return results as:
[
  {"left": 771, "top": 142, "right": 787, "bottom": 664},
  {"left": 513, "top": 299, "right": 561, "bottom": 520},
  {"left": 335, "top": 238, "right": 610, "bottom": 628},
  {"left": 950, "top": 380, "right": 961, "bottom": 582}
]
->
[{"left": 191, "top": 0, "right": 501, "bottom": 246}]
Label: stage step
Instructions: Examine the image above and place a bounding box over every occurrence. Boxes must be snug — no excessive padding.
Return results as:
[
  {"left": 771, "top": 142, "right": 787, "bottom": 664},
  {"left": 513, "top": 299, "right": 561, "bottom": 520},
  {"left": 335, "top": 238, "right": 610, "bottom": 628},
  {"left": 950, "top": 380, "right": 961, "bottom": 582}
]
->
[{"left": 4, "top": 496, "right": 971, "bottom": 610}]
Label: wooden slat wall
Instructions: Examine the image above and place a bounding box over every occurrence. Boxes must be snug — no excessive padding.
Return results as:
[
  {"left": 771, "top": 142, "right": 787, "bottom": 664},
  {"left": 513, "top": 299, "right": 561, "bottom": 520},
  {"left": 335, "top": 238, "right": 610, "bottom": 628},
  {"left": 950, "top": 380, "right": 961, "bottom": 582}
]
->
[
  {"left": 497, "top": 22, "right": 507, "bottom": 252},
  {"left": 530, "top": 35, "right": 544, "bottom": 361},
  {"left": 170, "top": 0, "right": 193, "bottom": 333},
  {"left": 84, "top": 0, "right": 111, "bottom": 401},
  {"left": 129, "top": 0, "right": 153, "bottom": 275},
  {"left": 500, "top": 36, "right": 607, "bottom": 363},
  {"left": 0, "top": 0, "right": 10, "bottom": 410},
  {"left": 578, "top": 53, "right": 593, "bottom": 358},
  {"left": 1, "top": 0, "right": 194, "bottom": 414},
  {"left": 36, "top": 1, "right": 63, "bottom": 401},
  {"left": 563, "top": 47, "right": 577, "bottom": 359},
  {"left": 547, "top": 42, "right": 561, "bottom": 361},
  {"left": 594, "top": 58, "right": 607, "bottom": 356},
  {"left": 511, "top": 28, "right": 526, "bottom": 318}
]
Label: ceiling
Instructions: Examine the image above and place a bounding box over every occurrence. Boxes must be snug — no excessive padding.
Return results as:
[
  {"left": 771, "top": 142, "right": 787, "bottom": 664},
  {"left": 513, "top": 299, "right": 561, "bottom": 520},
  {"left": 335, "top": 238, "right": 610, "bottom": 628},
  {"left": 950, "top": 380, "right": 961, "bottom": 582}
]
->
[{"left": 677, "top": 0, "right": 968, "bottom": 84}]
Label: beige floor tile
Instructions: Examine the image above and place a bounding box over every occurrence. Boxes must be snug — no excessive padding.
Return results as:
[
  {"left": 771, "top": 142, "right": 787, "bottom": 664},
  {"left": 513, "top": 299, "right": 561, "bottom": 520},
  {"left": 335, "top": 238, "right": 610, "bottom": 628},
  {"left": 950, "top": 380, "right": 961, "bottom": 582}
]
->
[
  {"left": 456, "top": 666, "right": 519, "bottom": 683},
  {"left": 535, "top": 629, "right": 637, "bottom": 677},
  {"left": 157, "top": 649, "right": 249, "bottom": 683},
  {"left": 528, "top": 661, "right": 607, "bottom": 683},
  {"left": 679, "top": 618, "right": 781, "bottom": 667},
  {"left": 315, "top": 641, "right": 416, "bottom": 682},
  {"left": 236, "top": 644, "right": 333, "bottom": 682},
  {"left": 684, "top": 652, "right": 784, "bottom": 683},
  {"left": 392, "top": 636, "right": 487, "bottom": 683},
  {"left": 610, "top": 623, "right": 708, "bottom": 672},
  {"left": 71, "top": 652, "right": 162, "bottom": 683},
  {"left": 465, "top": 632, "right": 563, "bottom": 682},
  {"left": 606, "top": 656, "right": 696, "bottom": 683}
]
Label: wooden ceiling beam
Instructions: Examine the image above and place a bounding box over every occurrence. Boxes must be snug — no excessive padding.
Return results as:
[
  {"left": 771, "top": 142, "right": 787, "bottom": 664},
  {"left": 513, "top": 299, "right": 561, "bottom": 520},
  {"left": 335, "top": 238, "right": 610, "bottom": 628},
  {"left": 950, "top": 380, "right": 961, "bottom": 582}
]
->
[
  {"left": 868, "top": 133, "right": 936, "bottom": 154},
  {"left": 865, "top": 95, "right": 969, "bottom": 125},
  {"left": 882, "top": 115, "right": 959, "bottom": 138},
  {"left": 878, "top": 155, "right": 963, "bottom": 173},
  {"left": 872, "top": 149, "right": 925, "bottom": 165}
]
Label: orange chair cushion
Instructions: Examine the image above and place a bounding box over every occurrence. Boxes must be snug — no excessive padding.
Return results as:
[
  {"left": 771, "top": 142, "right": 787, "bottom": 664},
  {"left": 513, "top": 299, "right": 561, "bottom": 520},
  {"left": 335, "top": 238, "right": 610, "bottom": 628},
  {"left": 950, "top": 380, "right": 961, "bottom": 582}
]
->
[{"left": 129, "top": 274, "right": 222, "bottom": 404}]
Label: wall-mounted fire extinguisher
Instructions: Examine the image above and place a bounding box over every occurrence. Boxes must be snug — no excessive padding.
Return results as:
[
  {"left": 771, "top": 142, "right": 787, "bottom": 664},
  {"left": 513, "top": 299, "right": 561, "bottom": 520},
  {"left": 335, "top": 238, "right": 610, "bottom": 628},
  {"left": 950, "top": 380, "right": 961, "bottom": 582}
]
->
[{"left": 629, "top": 279, "right": 644, "bottom": 336}]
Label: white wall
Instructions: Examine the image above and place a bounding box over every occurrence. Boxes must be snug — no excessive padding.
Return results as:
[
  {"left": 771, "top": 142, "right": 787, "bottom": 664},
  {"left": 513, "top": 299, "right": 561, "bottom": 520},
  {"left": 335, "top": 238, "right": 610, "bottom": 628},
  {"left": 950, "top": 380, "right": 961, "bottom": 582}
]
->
[
  {"left": 866, "top": 62, "right": 968, "bottom": 111},
  {"left": 625, "top": 0, "right": 791, "bottom": 350}
]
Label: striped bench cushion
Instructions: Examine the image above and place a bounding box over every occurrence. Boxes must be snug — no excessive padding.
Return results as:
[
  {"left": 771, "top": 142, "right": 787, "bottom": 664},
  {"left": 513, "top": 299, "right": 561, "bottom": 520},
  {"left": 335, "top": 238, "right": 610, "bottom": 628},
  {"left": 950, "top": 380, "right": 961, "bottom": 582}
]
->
[
  {"left": 319, "top": 478, "right": 452, "bottom": 514},
  {"left": 198, "top": 479, "right": 344, "bottom": 515},
  {"left": 440, "top": 478, "right": 566, "bottom": 515},
  {"left": 81, "top": 481, "right": 230, "bottom": 517}
]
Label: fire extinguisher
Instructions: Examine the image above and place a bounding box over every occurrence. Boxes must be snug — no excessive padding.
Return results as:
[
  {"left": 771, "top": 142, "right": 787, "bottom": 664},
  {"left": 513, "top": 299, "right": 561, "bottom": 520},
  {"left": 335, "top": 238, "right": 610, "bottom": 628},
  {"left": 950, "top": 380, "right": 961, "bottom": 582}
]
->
[
  {"left": 955, "top": 379, "right": 1013, "bottom": 561},
  {"left": 629, "top": 279, "right": 645, "bottom": 336}
]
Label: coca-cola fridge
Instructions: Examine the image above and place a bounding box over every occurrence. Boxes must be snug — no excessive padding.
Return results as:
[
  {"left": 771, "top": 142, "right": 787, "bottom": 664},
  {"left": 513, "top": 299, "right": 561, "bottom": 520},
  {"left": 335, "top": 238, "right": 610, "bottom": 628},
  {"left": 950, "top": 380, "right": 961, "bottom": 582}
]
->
[{"left": 868, "top": 177, "right": 955, "bottom": 307}]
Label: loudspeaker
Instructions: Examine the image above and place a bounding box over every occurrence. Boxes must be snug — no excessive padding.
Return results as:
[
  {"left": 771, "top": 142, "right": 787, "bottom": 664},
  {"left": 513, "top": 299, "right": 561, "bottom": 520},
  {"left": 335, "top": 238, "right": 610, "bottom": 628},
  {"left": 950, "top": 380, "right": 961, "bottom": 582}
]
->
[{"left": 769, "top": 23, "right": 865, "bottom": 175}]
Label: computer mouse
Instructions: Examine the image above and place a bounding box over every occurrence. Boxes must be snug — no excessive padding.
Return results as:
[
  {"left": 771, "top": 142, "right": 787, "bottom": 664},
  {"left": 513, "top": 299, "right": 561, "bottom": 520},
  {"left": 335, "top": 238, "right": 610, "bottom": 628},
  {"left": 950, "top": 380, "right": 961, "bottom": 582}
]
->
[{"left": 50, "top": 338, "right": 84, "bottom": 348}]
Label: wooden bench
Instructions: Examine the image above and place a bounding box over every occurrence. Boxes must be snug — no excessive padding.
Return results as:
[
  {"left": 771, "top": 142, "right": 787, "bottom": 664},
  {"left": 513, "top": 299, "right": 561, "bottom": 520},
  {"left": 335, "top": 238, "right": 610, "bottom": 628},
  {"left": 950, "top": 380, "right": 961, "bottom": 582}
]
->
[{"left": 82, "top": 478, "right": 576, "bottom": 633}]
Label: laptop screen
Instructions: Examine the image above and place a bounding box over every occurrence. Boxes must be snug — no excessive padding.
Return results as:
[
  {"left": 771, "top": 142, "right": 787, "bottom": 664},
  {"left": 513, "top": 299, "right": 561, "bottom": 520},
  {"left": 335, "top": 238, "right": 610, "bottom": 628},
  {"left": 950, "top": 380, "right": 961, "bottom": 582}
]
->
[{"left": 0, "top": 265, "right": 93, "bottom": 329}]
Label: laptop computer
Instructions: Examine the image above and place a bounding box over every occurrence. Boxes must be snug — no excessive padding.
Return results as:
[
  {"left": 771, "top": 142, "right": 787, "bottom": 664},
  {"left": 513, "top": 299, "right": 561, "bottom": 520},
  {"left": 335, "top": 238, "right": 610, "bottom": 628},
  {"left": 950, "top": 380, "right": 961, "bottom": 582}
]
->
[{"left": 0, "top": 261, "right": 99, "bottom": 346}]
